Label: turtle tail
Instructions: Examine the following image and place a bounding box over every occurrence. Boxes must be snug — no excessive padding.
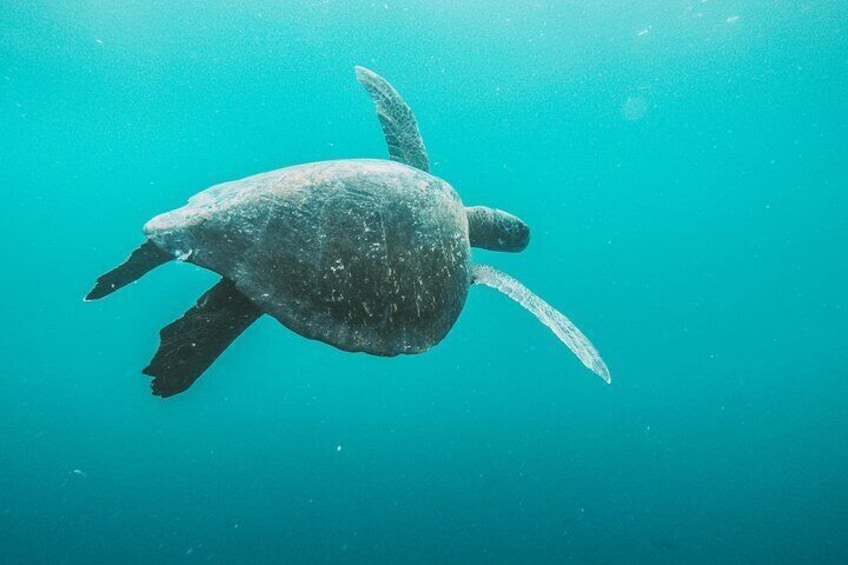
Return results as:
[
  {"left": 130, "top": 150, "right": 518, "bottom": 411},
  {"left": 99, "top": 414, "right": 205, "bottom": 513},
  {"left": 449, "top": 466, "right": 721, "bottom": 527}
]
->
[{"left": 85, "top": 240, "right": 173, "bottom": 301}]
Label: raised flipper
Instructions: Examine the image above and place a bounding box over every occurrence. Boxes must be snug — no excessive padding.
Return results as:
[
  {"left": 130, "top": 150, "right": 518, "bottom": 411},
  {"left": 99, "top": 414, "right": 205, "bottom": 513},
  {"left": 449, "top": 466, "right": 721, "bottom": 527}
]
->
[
  {"left": 471, "top": 265, "right": 611, "bottom": 383},
  {"left": 85, "top": 240, "right": 173, "bottom": 301},
  {"left": 143, "top": 278, "right": 263, "bottom": 397},
  {"left": 355, "top": 65, "right": 430, "bottom": 172}
]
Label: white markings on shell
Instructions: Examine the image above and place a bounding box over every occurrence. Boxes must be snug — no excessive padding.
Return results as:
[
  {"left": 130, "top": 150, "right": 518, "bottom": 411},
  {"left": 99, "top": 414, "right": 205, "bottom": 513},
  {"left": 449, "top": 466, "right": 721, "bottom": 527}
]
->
[{"left": 144, "top": 159, "right": 470, "bottom": 355}]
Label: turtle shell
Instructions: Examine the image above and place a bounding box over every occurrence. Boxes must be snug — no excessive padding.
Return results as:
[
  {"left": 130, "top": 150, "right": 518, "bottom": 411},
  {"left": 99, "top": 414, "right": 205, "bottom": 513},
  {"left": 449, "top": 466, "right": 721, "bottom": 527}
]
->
[{"left": 144, "top": 159, "right": 471, "bottom": 356}]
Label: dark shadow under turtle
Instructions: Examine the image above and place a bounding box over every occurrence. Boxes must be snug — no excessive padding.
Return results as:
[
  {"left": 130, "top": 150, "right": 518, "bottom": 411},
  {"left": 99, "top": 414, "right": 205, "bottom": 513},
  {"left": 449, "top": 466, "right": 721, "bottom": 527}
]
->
[{"left": 87, "top": 66, "right": 610, "bottom": 397}]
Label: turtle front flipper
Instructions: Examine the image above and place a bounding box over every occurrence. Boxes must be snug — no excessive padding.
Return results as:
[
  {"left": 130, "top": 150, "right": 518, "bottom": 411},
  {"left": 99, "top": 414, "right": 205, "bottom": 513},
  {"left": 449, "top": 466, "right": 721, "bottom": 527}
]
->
[
  {"left": 143, "top": 278, "right": 262, "bottom": 397},
  {"left": 355, "top": 66, "right": 430, "bottom": 172},
  {"left": 471, "top": 264, "right": 611, "bottom": 383},
  {"left": 85, "top": 240, "right": 173, "bottom": 301}
]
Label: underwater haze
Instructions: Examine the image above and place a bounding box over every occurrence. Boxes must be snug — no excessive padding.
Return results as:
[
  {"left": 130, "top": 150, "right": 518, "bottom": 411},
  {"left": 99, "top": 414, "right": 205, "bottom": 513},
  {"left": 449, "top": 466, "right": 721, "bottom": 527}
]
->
[{"left": 2, "top": 1, "right": 847, "bottom": 563}]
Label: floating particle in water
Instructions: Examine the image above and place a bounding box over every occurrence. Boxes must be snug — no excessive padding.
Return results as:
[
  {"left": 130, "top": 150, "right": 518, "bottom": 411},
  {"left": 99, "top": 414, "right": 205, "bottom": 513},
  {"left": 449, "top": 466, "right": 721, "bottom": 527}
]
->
[{"left": 622, "top": 96, "right": 649, "bottom": 121}]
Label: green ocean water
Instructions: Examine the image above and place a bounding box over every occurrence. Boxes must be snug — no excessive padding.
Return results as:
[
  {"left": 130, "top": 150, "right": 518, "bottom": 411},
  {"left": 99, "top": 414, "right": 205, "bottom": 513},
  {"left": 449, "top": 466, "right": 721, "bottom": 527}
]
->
[{"left": 1, "top": 1, "right": 846, "bottom": 563}]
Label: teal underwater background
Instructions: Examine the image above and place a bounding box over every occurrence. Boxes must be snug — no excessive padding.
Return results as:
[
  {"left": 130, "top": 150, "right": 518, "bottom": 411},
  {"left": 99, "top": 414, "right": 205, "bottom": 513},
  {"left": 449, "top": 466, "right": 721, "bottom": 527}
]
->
[{"left": 1, "top": 1, "right": 847, "bottom": 563}]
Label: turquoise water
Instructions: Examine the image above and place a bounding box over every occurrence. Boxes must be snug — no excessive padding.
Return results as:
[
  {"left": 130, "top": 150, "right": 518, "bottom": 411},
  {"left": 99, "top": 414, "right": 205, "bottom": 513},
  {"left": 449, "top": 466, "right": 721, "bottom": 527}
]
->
[{"left": 2, "top": 2, "right": 847, "bottom": 563}]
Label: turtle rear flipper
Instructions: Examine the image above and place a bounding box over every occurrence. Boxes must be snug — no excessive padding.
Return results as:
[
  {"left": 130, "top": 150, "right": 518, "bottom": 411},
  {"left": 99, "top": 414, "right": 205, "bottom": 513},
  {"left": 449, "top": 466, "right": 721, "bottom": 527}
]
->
[
  {"left": 85, "top": 240, "right": 173, "bottom": 301},
  {"left": 144, "top": 278, "right": 263, "bottom": 397}
]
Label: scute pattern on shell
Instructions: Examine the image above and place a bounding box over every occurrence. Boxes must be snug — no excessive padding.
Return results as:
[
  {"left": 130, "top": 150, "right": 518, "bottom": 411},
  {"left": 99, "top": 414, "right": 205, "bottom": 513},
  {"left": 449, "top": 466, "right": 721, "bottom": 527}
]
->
[{"left": 144, "top": 159, "right": 471, "bottom": 356}]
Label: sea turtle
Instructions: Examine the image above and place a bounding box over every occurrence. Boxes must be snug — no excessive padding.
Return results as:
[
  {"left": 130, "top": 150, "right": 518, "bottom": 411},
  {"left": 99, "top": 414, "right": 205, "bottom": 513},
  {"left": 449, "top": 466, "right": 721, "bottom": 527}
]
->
[{"left": 87, "top": 66, "right": 610, "bottom": 397}]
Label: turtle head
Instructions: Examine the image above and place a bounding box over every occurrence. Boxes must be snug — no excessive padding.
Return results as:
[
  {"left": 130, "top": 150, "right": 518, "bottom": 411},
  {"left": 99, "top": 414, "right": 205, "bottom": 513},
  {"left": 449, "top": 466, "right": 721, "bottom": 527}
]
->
[{"left": 465, "top": 206, "right": 530, "bottom": 253}]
